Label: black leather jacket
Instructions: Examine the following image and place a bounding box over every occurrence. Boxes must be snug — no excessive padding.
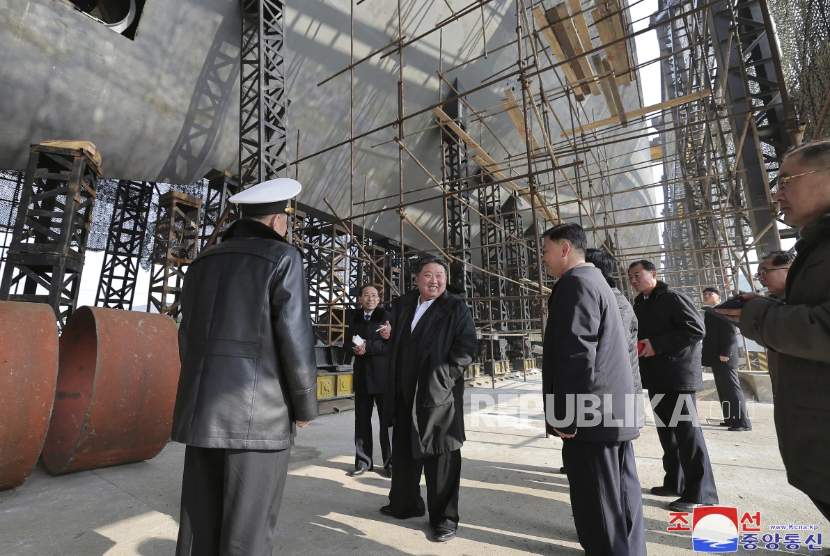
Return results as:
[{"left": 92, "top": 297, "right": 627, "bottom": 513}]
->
[{"left": 171, "top": 219, "right": 318, "bottom": 450}]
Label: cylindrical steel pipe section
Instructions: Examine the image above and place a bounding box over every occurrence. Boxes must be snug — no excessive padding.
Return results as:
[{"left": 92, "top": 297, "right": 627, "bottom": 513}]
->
[
  {"left": 0, "top": 302, "right": 59, "bottom": 491},
  {"left": 42, "top": 306, "right": 180, "bottom": 474}
]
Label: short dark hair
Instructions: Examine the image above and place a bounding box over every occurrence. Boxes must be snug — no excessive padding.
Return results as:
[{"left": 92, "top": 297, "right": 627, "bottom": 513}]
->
[
  {"left": 628, "top": 259, "right": 656, "bottom": 272},
  {"left": 783, "top": 139, "right": 830, "bottom": 170},
  {"left": 358, "top": 284, "right": 380, "bottom": 296},
  {"left": 585, "top": 248, "right": 617, "bottom": 288},
  {"left": 703, "top": 287, "right": 721, "bottom": 296},
  {"left": 761, "top": 250, "right": 795, "bottom": 267},
  {"left": 543, "top": 223, "right": 587, "bottom": 257},
  {"left": 414, "top": 255, "right": 450, "bottom": 276}
]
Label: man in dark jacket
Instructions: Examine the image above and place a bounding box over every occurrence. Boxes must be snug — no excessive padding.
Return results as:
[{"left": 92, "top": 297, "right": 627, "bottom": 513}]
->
[
  {"left": 629, "top": 260, "right": 718, "bottom": 512},
  {"left": 543, "top": 226, "right": 646, "bottom": 556},
  {"left": 718, "top": 140, "right": 830, "bottom": 522},
  {"left": 379, "top": 255, "right": 477, "bottom": 543},
  {"left": 346, "top": 284, "right": 393, "bottom": 477},
  {"left": 171, "top": 179, "right": 318, "bottom": 556},
  {"left": 701, "top": 287, "right": 751, "bottom": 431}
]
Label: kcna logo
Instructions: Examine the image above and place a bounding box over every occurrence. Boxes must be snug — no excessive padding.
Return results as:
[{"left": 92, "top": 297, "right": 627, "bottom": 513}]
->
[{"left": 692, "top": 506, "right": 739, "bottom": 552}]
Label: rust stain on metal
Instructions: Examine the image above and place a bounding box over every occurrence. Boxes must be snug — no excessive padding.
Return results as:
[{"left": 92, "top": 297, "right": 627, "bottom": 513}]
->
[
  {"left": 0, "top": 302, "right": 59, "bottom": 491},
  {"left": 42, "top": 306, "right": 180, "bottom": 475}
]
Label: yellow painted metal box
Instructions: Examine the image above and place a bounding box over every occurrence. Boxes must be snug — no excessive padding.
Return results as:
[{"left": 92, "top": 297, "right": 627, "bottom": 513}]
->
[
  {"left": 336, "top": 373, "right": 354, "bottom": 396},
  {"left": 317, "top": 375, "right": 336, "bottom": 399}
]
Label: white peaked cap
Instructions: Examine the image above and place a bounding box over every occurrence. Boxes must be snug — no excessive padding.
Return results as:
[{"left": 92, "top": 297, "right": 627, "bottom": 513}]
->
[
  {"left": 229, "top": 178, "right": 302, "bottom": 204},
  {"left": 229, "top": 178, "right": 302, "bottom": 215}
]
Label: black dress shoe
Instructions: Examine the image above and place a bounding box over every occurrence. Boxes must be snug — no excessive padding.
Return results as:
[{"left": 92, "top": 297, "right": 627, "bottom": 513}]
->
[
  {"left": 728, "top": 426, "right": 752, "bottom": 432},
  {"left": 434, "top": 527, "right": 457, "bottom": 542},
  {"left": 348, "top": 468, "right": 368, "bottom": 477},
  {"left": 669, "top": 500, "right": 712, "bottom": 512},
  {"left": 380, "top": 505, "right": 425, "bottom": 519},
  {"left": 651, "top": 486, "right": 682, "bottom": 497}
]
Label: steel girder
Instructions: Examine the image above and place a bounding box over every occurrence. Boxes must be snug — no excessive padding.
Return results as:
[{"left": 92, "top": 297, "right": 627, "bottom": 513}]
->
[
  {"left": 147, "top": 191, "right": 201, "bottom": 322},
  {"left": 708, "top": 0, "right": 790, "bottom": 256},
  {"left": 240, "top": 0, "right": 289, "bottom": 186},
  {"left": 477, "top": 174, "right": 508, "bottom": 331},
  {"left": 501, "top": 194, "right": 532, "bottom": 331},
  {"left": 95, "top": 180, "right": 154, "bottom": 310},
  {"left": 200, "top": 172, "right": 239, "bottom": 250}
]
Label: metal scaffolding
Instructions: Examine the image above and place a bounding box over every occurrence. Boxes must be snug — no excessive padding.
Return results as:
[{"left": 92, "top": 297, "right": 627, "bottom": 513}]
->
[
  {"left": 0, "top": 0, "right": 814, "bottom": 378},
  {"left": 294, "top": 0, "right": 802, "bottom": 377}
]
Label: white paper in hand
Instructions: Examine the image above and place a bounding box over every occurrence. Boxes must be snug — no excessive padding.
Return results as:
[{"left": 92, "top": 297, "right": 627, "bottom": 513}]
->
[{"left": 352, "top": 334, "right": 365, "bottom": 347}]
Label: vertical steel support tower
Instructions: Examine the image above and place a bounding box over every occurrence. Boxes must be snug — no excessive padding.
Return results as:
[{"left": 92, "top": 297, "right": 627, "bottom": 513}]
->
[
  {"left": 0, "top": 143, "right": 99, "bottom": 328},
  {"left": 239, "top": 0, "right": 289, "bottom": 186},
  {"left": 95, "top": 180, "right": 155, "bottom": 310}
]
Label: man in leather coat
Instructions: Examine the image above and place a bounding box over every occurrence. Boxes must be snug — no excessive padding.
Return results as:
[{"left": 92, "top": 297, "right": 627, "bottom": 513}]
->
[
  {"left": 378, "top": 255, "right": 477, "bottom": 543},
  {"left": 171, "top": 178, "right": 318, "bottom": 556}
]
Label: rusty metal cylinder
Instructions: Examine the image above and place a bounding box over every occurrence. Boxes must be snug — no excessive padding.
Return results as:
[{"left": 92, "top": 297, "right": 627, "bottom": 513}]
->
[
  {"left": 42, "top": 306, "right": 180, "bottom": 474},
  {"left": 0, "top": 302, "right": 59, "bottom": 490}
]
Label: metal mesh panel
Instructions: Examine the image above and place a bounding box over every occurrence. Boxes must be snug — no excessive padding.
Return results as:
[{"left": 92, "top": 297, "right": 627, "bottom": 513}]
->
[
  {"left": 769, "top": 0, "right": 830, "bottom": 139},
  {"left": 1, "top": 171, "right": 208, "bottom": 271}
]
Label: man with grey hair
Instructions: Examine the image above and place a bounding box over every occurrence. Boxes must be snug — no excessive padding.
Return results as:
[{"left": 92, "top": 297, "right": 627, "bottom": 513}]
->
[
  {"left": 718, "top": 139, "right": 830, "bottom": 523},
  {"left": 379, "top": 255, "right": 477, "bottom": 542}
]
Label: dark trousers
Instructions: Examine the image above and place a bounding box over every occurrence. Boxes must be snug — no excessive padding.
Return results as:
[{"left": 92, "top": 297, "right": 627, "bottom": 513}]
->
[
  {"left": 176, "top": 445, "right": 290, "bottom": 556},
  {"left": 710, "top": 362, "right": 751, "bottom": 428},
  {"left": 354, "top": 391, "right": 392, "bottom": 471},
  {"left": 812, "top": 497, "right": 830, "bottom": 524},
  {"left": 649, "top": 392, "right": 719, "bottom": 504},
  {"left": 387, "top": 392, "right": 461, "bottom": 530},
  {"left": 563, "top": 440, "right": 647, "bottom": 556}
]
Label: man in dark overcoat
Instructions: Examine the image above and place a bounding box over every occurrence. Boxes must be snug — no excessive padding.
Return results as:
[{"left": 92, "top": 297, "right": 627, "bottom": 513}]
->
[
  {"left": 379, "top": 255, "right": 477, "bottom": 543},
  {"left": 629, "top": 259, "right": 718, "bottom": 512},
  {"left": 701, "top": 287, "right": 751, "bottom": 431},
  {"left": 346, "top": 284, "right": 393, "bottom": 477},
  {"left": 542, "top": 224, "right": 646, "bottom": 556}
]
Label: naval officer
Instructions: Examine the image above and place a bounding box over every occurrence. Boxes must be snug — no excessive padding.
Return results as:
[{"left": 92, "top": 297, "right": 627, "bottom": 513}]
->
[{"left": 172, "top": 178, "right": 318, "bottom": 556}]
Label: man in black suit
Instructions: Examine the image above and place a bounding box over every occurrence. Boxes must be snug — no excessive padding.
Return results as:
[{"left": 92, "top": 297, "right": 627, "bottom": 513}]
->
[
  {"left": 346, "top": 284, "right": 393, "bottom": 477},
  {"left": 542, "top": 224, "right": 646, "bottom": 556},
  {"left": 379, "top": 255, "right": 477, "bottom": 543},
  {"left": 630, "top": 260, "right": 718, "bottom": 512},
  {"left": 702, "top": 287, "right": 751, "bottom": 431}
]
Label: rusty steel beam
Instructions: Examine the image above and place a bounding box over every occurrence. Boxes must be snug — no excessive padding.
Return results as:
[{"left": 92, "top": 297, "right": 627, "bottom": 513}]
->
[
  {"left": 0, "top": 302, "right": 58, "bottom": 491},
  {"left": 41, "top": 307, "right": 180, "bottom": 475}
]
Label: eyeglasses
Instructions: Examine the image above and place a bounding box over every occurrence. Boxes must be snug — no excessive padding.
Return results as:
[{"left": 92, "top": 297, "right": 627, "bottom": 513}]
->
[
  {"left": 361, "top": 293, "right": 379, "bottom": 299},
  {"left": 754, "top": 267, "right": 789, "bottom": 279},
  {"left": 772, "top": 166, "right": 830, "bottom": 194}
]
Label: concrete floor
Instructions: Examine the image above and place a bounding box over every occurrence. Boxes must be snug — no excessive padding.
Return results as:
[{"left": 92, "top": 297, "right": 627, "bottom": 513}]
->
[{"left": 1, "top": 374, "right": 828, "bottom": 555}]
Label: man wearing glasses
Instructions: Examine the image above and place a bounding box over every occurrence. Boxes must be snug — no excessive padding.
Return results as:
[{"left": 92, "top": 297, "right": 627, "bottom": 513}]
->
[
  {"left": 347, "top": 285, "right": 393, "bottom": 477},
  {"left": 718, "top": 140, "right": 830, "bottom": 523},
  {"left": 755, "top": 250, "right": 794, "bottom": 300}
]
